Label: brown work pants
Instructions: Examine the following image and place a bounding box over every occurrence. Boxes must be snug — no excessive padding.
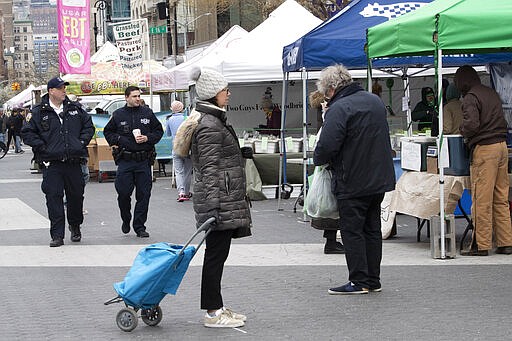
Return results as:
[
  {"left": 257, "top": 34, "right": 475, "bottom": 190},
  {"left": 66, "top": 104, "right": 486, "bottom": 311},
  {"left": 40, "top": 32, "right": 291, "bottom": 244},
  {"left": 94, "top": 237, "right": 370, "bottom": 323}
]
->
[{"left": 471, "top": 141, "right": 512, "bottom": 250}]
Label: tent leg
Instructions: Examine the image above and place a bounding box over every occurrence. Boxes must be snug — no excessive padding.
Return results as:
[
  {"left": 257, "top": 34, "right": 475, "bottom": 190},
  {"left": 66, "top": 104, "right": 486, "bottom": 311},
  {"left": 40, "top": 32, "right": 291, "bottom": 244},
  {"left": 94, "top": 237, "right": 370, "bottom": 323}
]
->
[{"left": 278, "top": 72, "right": 289, "bottom": 211}]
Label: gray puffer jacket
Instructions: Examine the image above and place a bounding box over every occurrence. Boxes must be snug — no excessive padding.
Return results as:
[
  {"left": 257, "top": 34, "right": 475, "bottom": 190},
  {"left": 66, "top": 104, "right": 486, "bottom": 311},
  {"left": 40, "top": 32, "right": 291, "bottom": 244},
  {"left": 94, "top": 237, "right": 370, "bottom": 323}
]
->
[{"left": 178, "top": 101, "right": 252, "bottom": 236}]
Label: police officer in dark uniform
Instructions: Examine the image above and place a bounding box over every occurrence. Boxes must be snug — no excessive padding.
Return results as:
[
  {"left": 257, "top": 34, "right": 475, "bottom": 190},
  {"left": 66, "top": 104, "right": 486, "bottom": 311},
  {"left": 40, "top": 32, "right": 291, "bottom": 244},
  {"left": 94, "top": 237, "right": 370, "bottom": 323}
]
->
[
  {"left": 21, "top": 77, "right": 94, "bottom": 247},
  {"left": 103, "top": 86, "right": 163, "bottom": 238}
]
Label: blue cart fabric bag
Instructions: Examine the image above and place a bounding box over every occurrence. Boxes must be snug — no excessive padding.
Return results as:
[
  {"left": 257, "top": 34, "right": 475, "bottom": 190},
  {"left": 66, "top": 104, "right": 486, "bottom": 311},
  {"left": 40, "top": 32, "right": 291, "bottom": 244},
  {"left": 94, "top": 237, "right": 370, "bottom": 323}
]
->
[{"left": 113, "top": 242, "right": 196, "bottom": 309}]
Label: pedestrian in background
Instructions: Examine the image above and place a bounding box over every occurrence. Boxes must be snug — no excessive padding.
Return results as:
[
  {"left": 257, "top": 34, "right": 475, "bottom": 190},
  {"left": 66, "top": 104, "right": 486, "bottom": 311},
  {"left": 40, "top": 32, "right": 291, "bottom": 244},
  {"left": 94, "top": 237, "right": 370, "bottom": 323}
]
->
[
  {"left": 309, "top": 90, "right": 344, "bottom": 254},
  {"left": 0, "top": 108, "right": 7, "bottom": 144},
  {"left": 166, "top": 100, "right": 193, "bottom": 202},
  {"left": 314, "top": 64, "right": 395, "bottom": 294},
  {"left": 21, "top": 77, "right": 94, "bottom": 247},
  {"left": 174, "top": 67, "right": 252, "bottom": 328},
  {"left": 103, "top": 86, "right": 163, "bottom": 238},
  {"left": 443, "top": 83, "right": 463, "bottom": 135},
  {"left": 7, "top": 107, "right": 24, "bottom": 153},
  {"left": 454, "top": 65, "right": 512, "bottom": 256},
  {"left": 412, "top": 86, "right": 439, "bottom": 136}
]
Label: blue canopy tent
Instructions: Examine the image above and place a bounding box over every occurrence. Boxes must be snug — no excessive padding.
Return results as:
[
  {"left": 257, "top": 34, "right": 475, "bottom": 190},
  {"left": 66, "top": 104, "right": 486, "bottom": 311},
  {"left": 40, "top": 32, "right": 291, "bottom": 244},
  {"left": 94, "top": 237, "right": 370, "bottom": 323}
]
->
[{"left": 278, "top": 0, "right": 512, "bottom": 213}]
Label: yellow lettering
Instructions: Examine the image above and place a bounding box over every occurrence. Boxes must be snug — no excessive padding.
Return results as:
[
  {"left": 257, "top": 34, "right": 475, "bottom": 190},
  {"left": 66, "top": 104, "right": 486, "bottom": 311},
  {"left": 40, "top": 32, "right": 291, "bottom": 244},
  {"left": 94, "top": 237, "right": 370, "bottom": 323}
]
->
[{"left": 63, "top": 16, "right": 71, "bottom": 37}]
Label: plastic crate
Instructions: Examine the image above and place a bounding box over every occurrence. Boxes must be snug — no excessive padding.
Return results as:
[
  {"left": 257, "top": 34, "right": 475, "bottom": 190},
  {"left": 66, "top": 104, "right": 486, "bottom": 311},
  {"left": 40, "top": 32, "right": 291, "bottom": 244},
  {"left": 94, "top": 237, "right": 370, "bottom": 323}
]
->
[
  {"left": 254, "top": 139, "right": 279, "bottom": 153},
  {"left": 279, "top": 138, "right": 303, "bottom": 153}
]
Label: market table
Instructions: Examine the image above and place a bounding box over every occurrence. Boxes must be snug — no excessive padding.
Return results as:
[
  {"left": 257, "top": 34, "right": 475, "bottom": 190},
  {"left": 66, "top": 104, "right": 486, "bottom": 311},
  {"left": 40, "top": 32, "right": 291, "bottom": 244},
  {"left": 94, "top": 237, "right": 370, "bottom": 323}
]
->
[
  {"left": 388, "top": 171, "right": 472, "bottom": 243},
  {"left": 252, "top": 152, "right": 308, "bottom": 185},
  {"left": 390, "top": 171, "right": 470, "bottom": 220}
]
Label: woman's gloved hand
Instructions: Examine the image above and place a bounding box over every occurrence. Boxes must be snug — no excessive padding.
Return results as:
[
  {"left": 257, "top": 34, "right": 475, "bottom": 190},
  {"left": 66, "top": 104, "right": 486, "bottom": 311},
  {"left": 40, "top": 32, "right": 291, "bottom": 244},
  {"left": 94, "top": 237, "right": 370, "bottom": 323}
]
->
[{"left": 240, "top": 146, "right": 253, "bottom": 159}]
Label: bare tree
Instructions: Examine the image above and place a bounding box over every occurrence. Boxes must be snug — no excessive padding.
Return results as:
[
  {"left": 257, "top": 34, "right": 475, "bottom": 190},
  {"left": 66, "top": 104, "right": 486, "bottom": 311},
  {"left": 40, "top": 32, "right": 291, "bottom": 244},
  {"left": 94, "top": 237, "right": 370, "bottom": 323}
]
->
[{"left": 215, "top": 0, "right": 352, "bottom": 21}]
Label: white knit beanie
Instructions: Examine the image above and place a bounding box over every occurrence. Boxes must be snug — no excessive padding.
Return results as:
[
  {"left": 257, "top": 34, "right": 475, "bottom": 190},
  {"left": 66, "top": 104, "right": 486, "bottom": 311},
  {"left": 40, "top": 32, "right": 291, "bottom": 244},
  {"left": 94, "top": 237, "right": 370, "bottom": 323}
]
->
[
  {"left": 171, "top": 100, "right": 184, "bottom": 113},
  {"left": 190, "top": 67, "right": 228, "bottom": 100}
]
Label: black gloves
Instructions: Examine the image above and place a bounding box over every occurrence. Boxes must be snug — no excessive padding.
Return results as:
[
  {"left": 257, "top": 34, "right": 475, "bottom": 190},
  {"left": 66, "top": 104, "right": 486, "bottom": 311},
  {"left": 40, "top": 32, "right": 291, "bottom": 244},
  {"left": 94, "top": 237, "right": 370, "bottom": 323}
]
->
[{"left": 240, "top": 146, "right": 253, "bottom": 159}]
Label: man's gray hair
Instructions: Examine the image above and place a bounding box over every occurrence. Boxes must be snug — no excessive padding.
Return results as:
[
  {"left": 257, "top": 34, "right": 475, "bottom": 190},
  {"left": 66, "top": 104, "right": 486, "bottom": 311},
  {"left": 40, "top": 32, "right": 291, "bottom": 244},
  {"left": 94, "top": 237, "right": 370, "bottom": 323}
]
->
[{"left": 316, "top": 64, "right": 353, "bottom": 97}]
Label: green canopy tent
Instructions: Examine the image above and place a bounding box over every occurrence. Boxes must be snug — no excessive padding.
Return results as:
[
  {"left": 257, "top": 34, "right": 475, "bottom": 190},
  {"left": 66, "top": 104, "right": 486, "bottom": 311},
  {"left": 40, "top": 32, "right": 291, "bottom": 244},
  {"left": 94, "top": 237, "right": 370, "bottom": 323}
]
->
[{"left": 367, "top": 0, "right": 512, "bottom": 258}]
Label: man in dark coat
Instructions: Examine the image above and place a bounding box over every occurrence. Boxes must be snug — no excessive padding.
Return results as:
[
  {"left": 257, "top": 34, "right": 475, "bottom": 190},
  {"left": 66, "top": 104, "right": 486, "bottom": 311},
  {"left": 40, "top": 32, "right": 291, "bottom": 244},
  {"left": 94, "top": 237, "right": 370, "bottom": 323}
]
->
[
  {"left": 314, "top": 64, "right": 395, "bottom": 295},
  {"left": 21, "top": 77, "right": 94, "bottom": 247},
  {"left": 412, "top": 86, "right": 439, "bottom": 136}
]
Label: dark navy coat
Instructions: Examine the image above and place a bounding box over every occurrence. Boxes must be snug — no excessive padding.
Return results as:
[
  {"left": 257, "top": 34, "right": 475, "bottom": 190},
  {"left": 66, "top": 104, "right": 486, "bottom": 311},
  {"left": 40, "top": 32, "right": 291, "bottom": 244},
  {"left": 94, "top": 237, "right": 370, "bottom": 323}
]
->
[{"left": 314, "top": 83, "right": 395, "bottom": 199}]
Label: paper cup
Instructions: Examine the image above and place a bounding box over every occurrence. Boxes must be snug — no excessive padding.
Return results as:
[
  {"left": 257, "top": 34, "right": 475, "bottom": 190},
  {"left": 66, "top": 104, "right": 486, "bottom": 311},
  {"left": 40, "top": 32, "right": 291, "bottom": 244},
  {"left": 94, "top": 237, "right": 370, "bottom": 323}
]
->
[{"left": 132, "top": 129, "right": 141, "bottom": 137}]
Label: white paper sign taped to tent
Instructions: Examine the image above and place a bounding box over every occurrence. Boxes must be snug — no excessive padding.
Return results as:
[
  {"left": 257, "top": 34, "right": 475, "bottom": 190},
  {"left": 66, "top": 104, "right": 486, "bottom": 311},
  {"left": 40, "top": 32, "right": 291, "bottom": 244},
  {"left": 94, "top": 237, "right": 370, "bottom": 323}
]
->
[
  {"left": 401, "top": 141, "right": 421, "bottom": 171},
  {"left": 439, "top": 137, "right": 450, "bottom": 168},
  {"left": 402, "top": 96, "right": 409, "bottom": 111}
]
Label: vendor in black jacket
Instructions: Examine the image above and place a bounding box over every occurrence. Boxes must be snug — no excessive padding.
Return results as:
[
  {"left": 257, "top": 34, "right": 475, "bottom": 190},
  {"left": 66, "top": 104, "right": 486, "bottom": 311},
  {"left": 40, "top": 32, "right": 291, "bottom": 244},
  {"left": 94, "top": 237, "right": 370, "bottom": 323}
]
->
[
  {"left": 313, "top": 64, "right": 395, "bottom": 295},
  {"left": 21, "top": 77, "right": 95, "bottom": 247},
  {"left": 103, "top": 86, "right": 163, "bottom": 238}
]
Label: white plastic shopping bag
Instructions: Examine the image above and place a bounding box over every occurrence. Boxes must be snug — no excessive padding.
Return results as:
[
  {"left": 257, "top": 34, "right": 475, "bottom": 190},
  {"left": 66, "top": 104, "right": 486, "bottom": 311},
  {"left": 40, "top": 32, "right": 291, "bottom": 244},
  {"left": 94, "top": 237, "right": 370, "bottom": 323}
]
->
[{"left": 304, "top": 165, "right": 339, "bottom": 219}]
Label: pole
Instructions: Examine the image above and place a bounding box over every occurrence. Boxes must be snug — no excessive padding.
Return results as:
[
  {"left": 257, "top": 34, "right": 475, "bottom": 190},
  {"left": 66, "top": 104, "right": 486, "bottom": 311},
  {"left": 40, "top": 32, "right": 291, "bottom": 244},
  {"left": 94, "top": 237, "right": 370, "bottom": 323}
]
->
[
  {"left": 93, "top": 12, "right": 98, "bottom": 52},
  {"left": 183, "top": 21, "right": 188, "bottom": 60},
  {"left": 165, "top": 0, "right": 173, "bottom": 56}
]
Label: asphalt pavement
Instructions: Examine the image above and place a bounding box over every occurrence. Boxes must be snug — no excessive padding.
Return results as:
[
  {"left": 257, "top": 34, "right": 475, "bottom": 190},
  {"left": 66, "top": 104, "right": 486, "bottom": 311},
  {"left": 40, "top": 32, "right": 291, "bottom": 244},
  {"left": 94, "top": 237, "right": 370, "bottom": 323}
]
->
[{"left": 1, "top": 147, "right": 512, "bottom": 340}]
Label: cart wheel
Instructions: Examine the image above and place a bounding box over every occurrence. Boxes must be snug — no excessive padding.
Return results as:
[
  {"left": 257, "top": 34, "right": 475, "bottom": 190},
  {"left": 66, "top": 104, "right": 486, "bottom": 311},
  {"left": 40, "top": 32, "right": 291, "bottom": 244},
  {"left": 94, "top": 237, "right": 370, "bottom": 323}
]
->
[
  {"left": 141, "top": 305, "right": 163, "bottom": 326},
  {"left": 116, "top": 308, "right": 138, "bottom": 332}
]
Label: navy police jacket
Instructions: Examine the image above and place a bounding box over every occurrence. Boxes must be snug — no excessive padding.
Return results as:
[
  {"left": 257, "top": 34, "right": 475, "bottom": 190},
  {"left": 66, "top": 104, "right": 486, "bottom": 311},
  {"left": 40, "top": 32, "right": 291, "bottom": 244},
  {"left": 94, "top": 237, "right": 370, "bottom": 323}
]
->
[
  {"left": 21, "top": 94, "right": 94, "bottom": 162},
  {"left": 103, "top": 104, "right": 163, "bottom": 152}
]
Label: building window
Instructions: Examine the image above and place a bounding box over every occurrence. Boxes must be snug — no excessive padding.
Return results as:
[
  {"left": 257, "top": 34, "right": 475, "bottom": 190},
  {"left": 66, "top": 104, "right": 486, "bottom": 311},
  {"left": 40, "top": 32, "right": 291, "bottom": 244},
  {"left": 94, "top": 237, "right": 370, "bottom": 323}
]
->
[{"left": 111, "top": 0, "right": 131, "bottom": 19}]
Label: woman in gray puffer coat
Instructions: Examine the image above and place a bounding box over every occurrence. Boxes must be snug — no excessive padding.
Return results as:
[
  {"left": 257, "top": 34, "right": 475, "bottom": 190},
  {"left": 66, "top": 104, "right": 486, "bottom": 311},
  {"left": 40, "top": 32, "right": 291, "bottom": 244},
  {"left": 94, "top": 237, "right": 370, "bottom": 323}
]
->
[{"left": 173, "top": 67, "right": 252, "bottom": 328}]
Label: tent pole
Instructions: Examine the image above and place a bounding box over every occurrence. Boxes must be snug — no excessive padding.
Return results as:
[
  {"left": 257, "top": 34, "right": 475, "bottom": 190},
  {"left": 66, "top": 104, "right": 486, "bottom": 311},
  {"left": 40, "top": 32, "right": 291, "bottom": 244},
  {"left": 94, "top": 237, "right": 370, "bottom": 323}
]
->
[
  {"left": 278, "top": 72, "right": 289, "bottom": 211},
  {"left": 403, "top": 67, "right": 412, "bottom": 137},
  {"left": 302, "top": 67, "right": 308, "bottom": 222},
  {"left": 437, "top": 48, "right": 446, "bottom": 259}
]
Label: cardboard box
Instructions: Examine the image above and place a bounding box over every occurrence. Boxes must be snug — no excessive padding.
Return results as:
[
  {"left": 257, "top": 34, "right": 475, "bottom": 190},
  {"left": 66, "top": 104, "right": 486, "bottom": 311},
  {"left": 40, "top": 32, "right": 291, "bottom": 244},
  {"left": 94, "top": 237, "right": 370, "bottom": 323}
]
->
[
  {"left": 87, "top": 138, "right": 98, "bottom": 171},
  {"left": 427, "top": 156, "right": 438, "bottom": 174},
  {"left": 96, "top": 137, "right": 114, "bottom": 162}
]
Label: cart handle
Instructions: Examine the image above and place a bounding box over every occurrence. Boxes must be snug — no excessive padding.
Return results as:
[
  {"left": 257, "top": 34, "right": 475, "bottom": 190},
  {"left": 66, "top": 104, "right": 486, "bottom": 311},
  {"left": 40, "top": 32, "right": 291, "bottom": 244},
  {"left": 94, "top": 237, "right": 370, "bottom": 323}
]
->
[{"left": 178, "top": 217, "right": 216, "bottom": 257}]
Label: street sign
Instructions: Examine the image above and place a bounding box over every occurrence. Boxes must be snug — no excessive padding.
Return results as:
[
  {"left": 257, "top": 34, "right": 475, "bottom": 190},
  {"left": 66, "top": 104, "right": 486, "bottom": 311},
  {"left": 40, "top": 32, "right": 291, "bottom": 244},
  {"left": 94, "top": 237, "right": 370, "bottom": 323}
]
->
[{"left": 150, "top": 25, "right": 167, "bottom": 35}]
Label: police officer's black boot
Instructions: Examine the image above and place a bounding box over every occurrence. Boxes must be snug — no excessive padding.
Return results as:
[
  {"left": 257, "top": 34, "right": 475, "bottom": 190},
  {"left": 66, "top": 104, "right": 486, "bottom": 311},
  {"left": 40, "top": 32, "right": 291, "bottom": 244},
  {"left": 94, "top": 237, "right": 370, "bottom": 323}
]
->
[{"left": 69, "top": 225, "right": 81, "bottom": 242}]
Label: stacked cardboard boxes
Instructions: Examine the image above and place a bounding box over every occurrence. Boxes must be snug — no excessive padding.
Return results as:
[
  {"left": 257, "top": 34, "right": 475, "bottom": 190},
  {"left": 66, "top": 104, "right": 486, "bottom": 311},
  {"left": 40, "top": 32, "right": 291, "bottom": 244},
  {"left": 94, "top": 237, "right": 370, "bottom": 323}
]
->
[{"left": 87, "top": 137, "right": 114, "bottom": 171}]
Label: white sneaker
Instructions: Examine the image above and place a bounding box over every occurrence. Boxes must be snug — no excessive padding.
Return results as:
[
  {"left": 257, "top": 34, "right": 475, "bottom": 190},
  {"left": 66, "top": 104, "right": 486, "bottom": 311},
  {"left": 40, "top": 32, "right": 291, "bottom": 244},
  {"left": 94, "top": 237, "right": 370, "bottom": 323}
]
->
[
  {"left": 204, "top": 310, "right": 244, "bottom": 328},
  {"left": 223, "top": 307, "right": 247, "bottom": 322}
]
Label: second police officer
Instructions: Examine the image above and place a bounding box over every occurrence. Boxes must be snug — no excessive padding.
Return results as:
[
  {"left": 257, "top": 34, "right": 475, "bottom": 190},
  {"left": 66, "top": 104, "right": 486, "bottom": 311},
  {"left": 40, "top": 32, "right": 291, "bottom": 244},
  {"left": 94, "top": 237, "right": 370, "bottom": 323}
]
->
[
  {"left": 21, "top": 76, "right": 95, "bottom": 247},
  {"left": 103, "top": 86, "right": 163, "bottom": 238}
]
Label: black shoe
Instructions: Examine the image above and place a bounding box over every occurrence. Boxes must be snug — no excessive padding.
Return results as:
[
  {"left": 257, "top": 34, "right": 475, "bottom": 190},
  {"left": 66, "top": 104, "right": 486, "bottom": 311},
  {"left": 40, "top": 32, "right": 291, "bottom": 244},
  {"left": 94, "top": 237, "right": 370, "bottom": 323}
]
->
[
  {"left": 460, "top": 249, "right": 488, "bottom": 256},
  {"left": 324, "top": 241, "right": 345, "bottom": 254},
  {"left": 50, "top": 238, "right": 64, "bottom": 247},
  {"left": 69, "top": 225, "right": 81, "bottom": 242},
  {"left": 136, "top": 230, "right": 149, "bottom": 238},
  {"left": 121, "top": 222, "right": 130, "bottom": 234},
  {"left": 328, "top": 282, "right": 368, "bottom": 295},
  {"left": 496, "top": 246, "right": 512, "bottom": 255}
]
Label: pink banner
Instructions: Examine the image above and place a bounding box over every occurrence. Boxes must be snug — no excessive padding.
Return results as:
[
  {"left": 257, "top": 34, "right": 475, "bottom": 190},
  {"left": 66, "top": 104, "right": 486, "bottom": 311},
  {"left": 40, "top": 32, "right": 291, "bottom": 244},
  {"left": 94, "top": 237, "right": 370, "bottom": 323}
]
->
[{"left": 57, "top": 0, "right": 91, "bottom": 74}]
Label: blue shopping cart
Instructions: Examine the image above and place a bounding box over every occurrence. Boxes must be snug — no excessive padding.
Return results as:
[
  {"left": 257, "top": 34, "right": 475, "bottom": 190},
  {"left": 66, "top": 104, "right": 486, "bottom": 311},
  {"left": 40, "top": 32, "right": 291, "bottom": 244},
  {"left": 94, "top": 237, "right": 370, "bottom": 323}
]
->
[{"left": 104, "top": 217, "right": 215, "bottom": 332}]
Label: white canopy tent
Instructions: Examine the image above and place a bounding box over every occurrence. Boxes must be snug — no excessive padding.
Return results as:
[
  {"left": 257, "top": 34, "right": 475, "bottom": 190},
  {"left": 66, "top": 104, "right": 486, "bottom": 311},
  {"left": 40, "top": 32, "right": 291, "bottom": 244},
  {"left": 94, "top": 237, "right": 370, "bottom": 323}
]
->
[
  {"left": 215, "top": 0, "right": 322, "bottom": 83},
  {"left": 90, "top": 41, "right": 120, "bottom": 63},
  {"left": 151, "top": 25, "right": 248, "bottom": 92},
  {"left": 5, "top": 84, "right": 36, "bottom": 109}
]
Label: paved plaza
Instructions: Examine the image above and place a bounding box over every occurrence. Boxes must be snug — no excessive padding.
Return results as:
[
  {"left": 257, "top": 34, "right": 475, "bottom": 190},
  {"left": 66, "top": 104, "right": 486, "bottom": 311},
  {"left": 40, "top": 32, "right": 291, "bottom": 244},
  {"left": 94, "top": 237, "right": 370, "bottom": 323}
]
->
[{"left": 1, "top": 148, "right": 512, "bottom": 340}]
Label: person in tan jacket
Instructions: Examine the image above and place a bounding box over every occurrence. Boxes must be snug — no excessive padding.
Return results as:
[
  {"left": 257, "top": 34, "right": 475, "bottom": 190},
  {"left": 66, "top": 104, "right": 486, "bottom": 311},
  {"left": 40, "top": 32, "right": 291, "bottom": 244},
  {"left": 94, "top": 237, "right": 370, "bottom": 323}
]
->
[
  {"left": 455, "top": 65, "right": 512, "bottom": 256},
  {"left": 442, "top": 83, "right": 463, "bottom": 135}
]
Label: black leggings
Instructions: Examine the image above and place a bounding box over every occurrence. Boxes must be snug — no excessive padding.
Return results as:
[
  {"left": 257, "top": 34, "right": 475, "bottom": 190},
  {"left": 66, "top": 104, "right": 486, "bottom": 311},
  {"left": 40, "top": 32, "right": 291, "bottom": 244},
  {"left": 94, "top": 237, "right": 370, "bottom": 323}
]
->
[{"left": 200, "top": 229, "right": 234, "bottom": 310}]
